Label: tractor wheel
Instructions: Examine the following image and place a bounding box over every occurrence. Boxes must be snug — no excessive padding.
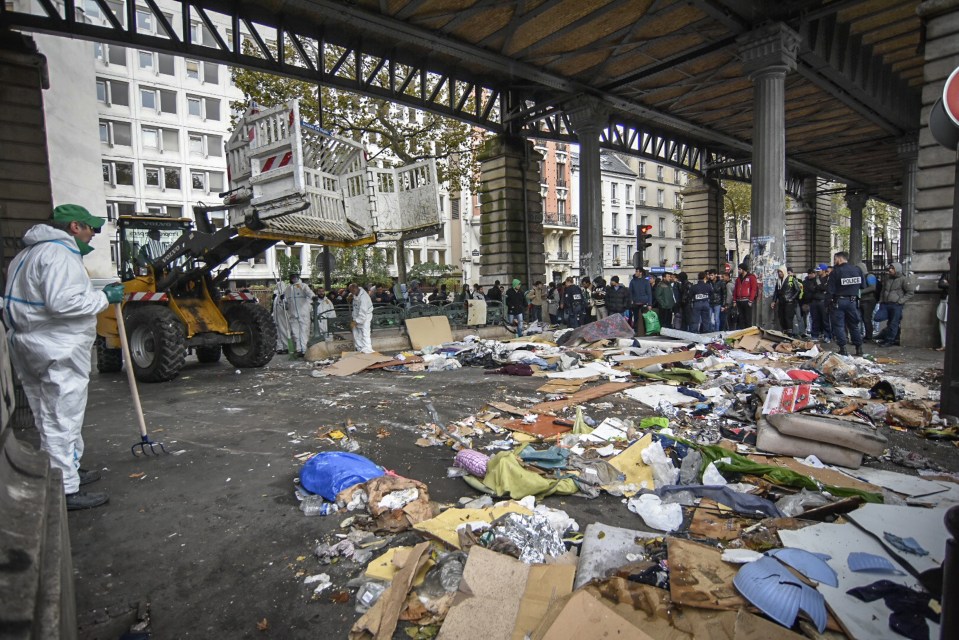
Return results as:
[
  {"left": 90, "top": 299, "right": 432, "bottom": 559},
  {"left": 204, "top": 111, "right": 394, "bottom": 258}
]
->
[
  {"left": 195, "top": 345, "right": 222, "bottom": 363},
  {"left": 223, "top": 303, "right": 277, "bottom": 368},
  {"left": 124, "top": 305, "right": 186, "bottom": 382},
  {"left": 95, "top": 337, "right": 123, "bottom": 373}
]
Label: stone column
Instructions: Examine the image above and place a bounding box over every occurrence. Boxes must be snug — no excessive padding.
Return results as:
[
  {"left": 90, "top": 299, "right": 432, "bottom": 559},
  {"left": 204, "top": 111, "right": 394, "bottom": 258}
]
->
[
  {"left": 910, "top": 0, "right": 959, "bottom": 348},
  {"left": 845, "top": 189, "right": 867, "bottom": 266},
  {"left": 681, "top": 176, "right": 724, "bottom": 273},
  {"left": 566, "top": 96, "right": 609, "bottom": 279},
  {"left": 477, "top": 135, "right": 546, "bottom": 286},
  {"left": 897, "top": 137, "right": 918, "bottom": 269},
  {"left": 738, "top": 23, "right": 800, "bottom": 326}
]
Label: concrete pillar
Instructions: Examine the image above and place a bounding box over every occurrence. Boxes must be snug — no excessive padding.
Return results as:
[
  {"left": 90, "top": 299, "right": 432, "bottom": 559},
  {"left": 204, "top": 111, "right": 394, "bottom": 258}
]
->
[
  {"left": 897, "top": 137, "right": 918, "bottom": 269},
  {"left": 681, "top": 176, "right": 724, "bottom": 273},
  {"left": 476, "top": 134, "right": 546, "bottom": 286},
  {"left": 566, "top": 96, "right": 608, "bottom": 279},
  {"left": 845, "top": 189, "right": 868, "bottom": 265},
  {"left": 910, "top": 0, "right": 959, "bottom": 347},
  {"left": 738, "top": 23, "right": 800, "bottom": 326}
]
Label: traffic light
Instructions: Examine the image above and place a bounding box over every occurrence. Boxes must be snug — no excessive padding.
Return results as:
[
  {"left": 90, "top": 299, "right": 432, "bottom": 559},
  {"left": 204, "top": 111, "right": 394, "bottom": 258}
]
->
[{"left": 634, "top": 224, "right": 654, "bottom": 268}]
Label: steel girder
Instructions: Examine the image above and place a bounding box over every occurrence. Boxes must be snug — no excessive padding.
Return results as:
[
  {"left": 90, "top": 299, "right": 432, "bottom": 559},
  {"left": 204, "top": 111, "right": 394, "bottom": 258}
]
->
[{"left": 1, "top": 0, "right": 812, "bottom": 195}]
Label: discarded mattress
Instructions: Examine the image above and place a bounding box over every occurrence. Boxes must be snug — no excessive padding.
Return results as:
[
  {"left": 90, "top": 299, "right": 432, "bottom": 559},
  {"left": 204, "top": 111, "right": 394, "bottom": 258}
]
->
[{"left": 757, "top": 414, "right": 887, "bottom": 469}]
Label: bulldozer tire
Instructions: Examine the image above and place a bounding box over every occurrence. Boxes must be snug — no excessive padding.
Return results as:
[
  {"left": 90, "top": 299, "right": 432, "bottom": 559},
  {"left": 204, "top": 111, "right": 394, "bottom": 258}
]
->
[
  {"left": 95, "top": 337, "right": 123, "bottom": 373},
  {"left": 125, "top": 305, "right": 186, "bottom": 382},
  {"left": 195, "top": 345, "right": 222, "bottom": 363},
  {"left": 223, "top": 303, "right": 276, "bottom": 368}
]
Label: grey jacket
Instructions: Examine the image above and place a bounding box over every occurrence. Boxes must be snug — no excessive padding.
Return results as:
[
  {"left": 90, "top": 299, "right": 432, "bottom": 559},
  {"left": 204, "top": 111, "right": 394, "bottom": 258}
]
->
[{"left": 881, "top": 262, "right": 912, "bottom": 305}]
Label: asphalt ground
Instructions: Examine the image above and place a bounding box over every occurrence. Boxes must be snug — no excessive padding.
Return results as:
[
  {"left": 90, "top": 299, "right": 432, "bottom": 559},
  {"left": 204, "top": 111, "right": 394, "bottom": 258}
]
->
[{"left": 13, "top": 340, "right": 955, "bottom": 639}]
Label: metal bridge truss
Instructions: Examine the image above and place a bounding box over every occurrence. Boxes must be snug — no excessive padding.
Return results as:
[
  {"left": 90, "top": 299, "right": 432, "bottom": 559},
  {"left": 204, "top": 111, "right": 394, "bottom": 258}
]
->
[{"left": 1, "top": 0, "right": 805, "bottom": 198}]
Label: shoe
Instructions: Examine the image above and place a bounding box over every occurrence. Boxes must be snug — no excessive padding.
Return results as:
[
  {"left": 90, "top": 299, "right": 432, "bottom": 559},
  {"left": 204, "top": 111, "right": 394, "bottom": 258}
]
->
[
  {"left": 66, "top": 490, "right": 109, "bottom": 510},
  {"left": 79, "top": 468, "right": 101, "bottom": 486},
  {"left": 296, "top": 352, "right": 305, "bottom": 358},
  {"left": 838, "top": 346, "right": 849, "bottom": 356},
  {"left": 276, "top": 349, "right": 289, "bottom": 354},
  {"left": 877, "top": 341, "right": 892, "bottom": 347},
  {"left": 854, "top": 345, "right": 863, "bottom": 357}
]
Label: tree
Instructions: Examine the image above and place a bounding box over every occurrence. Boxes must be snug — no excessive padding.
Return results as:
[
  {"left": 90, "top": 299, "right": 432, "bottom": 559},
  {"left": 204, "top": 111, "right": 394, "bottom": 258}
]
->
[
  {"left": 329, "top": 246, "right": 391, "bottom": 287},
  {"left": 275, "top": 252, "right": 301, "bottom": 280},
  {"left": 723, "top": 181, "right": 751, "bottom": 267},
  {"left": 830, "top": 192, "right": 901, "bottom": 267},
  {"left": 230, "top": 42, "right": 481, "bottom": 193},
  {"left": 407, "top": 261, "right": 457, "bottom": 283}
]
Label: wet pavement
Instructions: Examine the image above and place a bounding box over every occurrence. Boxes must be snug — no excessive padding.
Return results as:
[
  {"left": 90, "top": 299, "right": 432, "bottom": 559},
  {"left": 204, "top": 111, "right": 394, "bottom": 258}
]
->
[{"left": 13, "top": 341, "right": 954, "bottom": 639}]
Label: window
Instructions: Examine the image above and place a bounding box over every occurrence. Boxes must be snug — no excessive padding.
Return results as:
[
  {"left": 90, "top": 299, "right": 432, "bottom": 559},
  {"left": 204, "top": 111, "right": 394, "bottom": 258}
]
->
[
  {"left": 142, "top": 126, "right": 159, "bottom": 149},
  {"left": 162, "top": 129, "right": 179, "bottom": 153},
  {"left": 102, "top": 161, "right": 134, "bottom": 186},
  {"left": 638, "top": 163, "right": 646, "bottom": 178},
  {"left": 626, "top": 214, "right": 633, "bottom": 230},
  {"left": 138, "top": 50, "right": 153, "bottom": 70},
  {"left": 674, "top": 193, "right": 682, "bottom": 209},
  {"left": 625, "top": 185, "right": 632, "bottom": 204},
  {"left": 110, "top": 240, "right": 119, "bottom": 265},
  {"left": 451, "top": 197, "right": 460, "bottom": 220},
  {"left": 612, "top": 213, "right": 619, "bottom": 233},
  {"left": 612, "top": 245, "right": 620, "bottom": 262},
  {"left": 641, "top": 215, "right": 648, "bottom": 226},
  {"left": 727, "top": 220, "right": 736, "bottom": 240},
  {"left": 144, "top": 166, "right": 180, "bottom": 190},
  {"left": 96, "top": 42, "right": 126, "bottom": 66},
  {"left": 136, "top": 9, "right": 153, "bottom": 34},
  {"left": 186, "top": 60, "right": 199, "bottom": 79},
  {"left": 740, "top": 219, "right": 748, "bottom": 238},
  {"left": 191, "top": 171, "right": 205, "bottom": 190},
  {"left": 656, "top": 165, "right": 664, "bottom": 181},
  {"left": 557, "top": 199, "right": 566, "bottom": 216},
  {"left": 189, "top": 133, "right": 203, "bottom": 155},
  {"left": 186, "top": 94, "right": 220, "bottom": 120},
  {"left": 676, "top": 247, "right": 682, "bottom": 264},
  {"left": 658, "top": 217, "right": 666, "bottom": 237},
  {"left": 610, "top": 182, "right": 618, "bottom": 202},
  {"left": 98, "top": 120, "right": 131, "bottom": 146},
  {"left": 659, "top": 246, "right": 666, "bottom": 264},
  {"left": 145, "top": 204, "right": 182, "bottom": 217},
  {"left": 158, "top": 53, "right": 175, "bottom": 76},
  {"left": 190, "top": 170, "right": 224, "bottom": 193},
  {"left": 96, "top": 78, "right": 129, "bottom": 106},
  {"left": 673, "top": 170, "right": 681, "bottom": 184},
  {"left": 627, "top": 244, "right": 633, "bottom": 260},
  {"left": 203, "top": 62, "right": 219, "bottom": 84},
  {"left": 187, "top": 132, "right": 222, "bottom": 157},
  {"left": 106, "top": 201, "right": 135, "bottom": 221},
  {"left": 140, "top": 87, "right": 156, "bottom": 110},
  {"left": 657, "top": 189, "right": 665, "bottom": 207},
  {"left": 639, "top": 186, "right": 646, "bottom": 205}
]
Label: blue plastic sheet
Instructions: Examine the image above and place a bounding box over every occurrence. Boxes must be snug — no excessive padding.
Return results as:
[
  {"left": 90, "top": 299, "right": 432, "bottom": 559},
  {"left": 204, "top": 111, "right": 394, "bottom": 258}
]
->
[{"left": 299, "top": 452, "right": 385, "bottom": 501}]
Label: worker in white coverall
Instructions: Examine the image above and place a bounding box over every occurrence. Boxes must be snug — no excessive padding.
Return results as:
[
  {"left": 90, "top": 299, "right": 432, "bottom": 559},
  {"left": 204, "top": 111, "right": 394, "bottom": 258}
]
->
[
  {"left": 4, "top": 205, "right": 126, "bottom": 510},
  {"left": 314, "top": 286, "right": 335, "bottom": 338},
  {"left": 287, "top": 273, "right": 314, "bottom": 356},
  {"left": 273, "top": 279, "right": 292, "bottom": 353},
  {"left": 349, "top": 282, "right": 374, "bottom": 353}
]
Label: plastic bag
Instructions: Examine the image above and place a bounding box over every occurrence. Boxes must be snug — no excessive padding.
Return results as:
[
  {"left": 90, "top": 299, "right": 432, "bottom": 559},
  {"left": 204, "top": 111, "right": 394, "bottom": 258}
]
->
[
  {"left": 640, "top": 440, "right": 679, "bottom": 488},
  {"left": 627, "top": 494, "right": 683, "bottom": 532},
  {"left": 299, "top": 452, "right": 385, "bottom": 501},
  {"left": 643, "top": 310, "right": 661, "bottom": 335}
]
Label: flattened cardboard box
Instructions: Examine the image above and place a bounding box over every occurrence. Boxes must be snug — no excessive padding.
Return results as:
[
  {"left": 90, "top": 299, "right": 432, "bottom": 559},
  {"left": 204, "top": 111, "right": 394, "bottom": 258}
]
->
[{"left": 405, "top": 316, "right": 454, "bottom": 350}]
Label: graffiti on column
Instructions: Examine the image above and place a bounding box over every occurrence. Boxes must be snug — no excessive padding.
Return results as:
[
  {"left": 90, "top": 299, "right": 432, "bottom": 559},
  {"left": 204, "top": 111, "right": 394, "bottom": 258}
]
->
[{"left": 750, "top": 235, "right": 783, "bottom": 299}]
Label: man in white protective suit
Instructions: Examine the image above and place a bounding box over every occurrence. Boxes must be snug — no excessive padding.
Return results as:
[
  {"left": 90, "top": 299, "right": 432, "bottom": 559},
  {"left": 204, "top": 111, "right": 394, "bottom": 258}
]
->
[
  {"left": 273, "top": 278, "right": 292, "bottom": 354},
  {"left": 349, "top": 282, "right": 374, "bottom": 353},
  {"left": 314, "top": 286, "right": 335, "bottom": 339},
  {"left": 286, "top": 273, "right": 314, "bottom": 356},
  {"left": 4, "top": 204, "right": 125, "bottom": 510}
]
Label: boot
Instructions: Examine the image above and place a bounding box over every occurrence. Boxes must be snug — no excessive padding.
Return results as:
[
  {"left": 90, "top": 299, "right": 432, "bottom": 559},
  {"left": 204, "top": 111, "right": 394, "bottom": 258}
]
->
[
  {"left": 838, "top": 346, "right": 849, "bottom": 356},
  {"left": 79, "top": 468, "right": 101, "bottom": 486},
  {"left": 854, "top": 344, "right": 863, "bottom": 357},
  {"left": 66, "top": 490, "right": 109, "bottom": 510}
]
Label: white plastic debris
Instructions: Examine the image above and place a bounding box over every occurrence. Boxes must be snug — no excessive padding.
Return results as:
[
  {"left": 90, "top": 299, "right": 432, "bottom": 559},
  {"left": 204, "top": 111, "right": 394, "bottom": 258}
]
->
[
  {"left": 377, "top": 488, "right": 419, "bottom": 510},
  {"left": 627, "top": 494, "right": 684, "bottom": 532},
  {"left": 721, "top": 549, "right": 763, "bottom": 564},
  {"left": 640, "top": 441, "right": 679, "bottom": 487},
  {"left": 702, "top": 462, "right": 728, "bottom": 487}
]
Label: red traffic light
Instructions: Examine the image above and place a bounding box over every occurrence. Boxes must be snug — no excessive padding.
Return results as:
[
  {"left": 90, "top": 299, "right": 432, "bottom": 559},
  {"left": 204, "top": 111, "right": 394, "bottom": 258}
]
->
[{"left": 640, "top": 225, "right": 653, "bottom": 235}]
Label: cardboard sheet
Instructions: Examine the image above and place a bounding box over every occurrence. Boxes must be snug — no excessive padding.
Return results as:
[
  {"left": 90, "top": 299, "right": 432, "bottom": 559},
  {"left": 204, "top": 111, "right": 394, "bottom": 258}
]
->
[
  {"left": 779, "top": 521, "right": 940, "bottom": 640},
  {"left": 688, "top": 499, "right": 752, "bottom": 541},
  {"left": 487, "top": 402, "right": 528, "bottom": 416},
  {"left": 536, "top": 378, "right": 592, "bottom": 394},
  {"left": 623, "top": 384, "right": 724, "bottom": 408},
  {"left": 436, "top": 546, "right": 575, "bottom": 640},
  {"left": 364, "top": 546, "right": 434, "bottom": 585},
  {"left": 614, "top": 350, "right": 695, "bottom": 370},
  {"left": 532, "top": 590, "right": 652, "bottom": 640},
  {"left": 413, "top": 502, "right": 532, "bottom": 548},
  {"left": 840, "top": 467, "right": 951, "bottom": 498},
  {"left": 845, "top": 504, "right": 948, "bottom": 574},
  {"left": 530, "top": 382, "right": 635, "bottom": 413},
  {"left": 466, "top": 299, "right": 487, "bottom": 325},
  {"left": 405, "top": 316, "right": 453, "bottom": 350},
  {"left": 323, "top": 352, "right": 394, "bottom": 376},
  {"left": 605, "top": 433, "right": 655, "bottom": 494},
  {"left": 350, "top": 541, "right": 431, "bottom": 640},
  {"left": 363, "top": 354, "right": 424, "bottom": 370},
  {"left": 667, "top": 538, "right": 746, "bottom": 611},
  {"left": 544, "top": 361, "right": 628, "bottom": 380},
  {"left": 500, "top": 414, "right": 572, "bottom": 438}
]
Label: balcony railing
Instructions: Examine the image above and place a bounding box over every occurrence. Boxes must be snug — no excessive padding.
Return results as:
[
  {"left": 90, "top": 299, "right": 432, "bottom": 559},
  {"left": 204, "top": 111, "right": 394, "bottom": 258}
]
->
[
  {"left": 557, "top": 251, "right": 570, "bottom": 260},
  {"left": 544, "top": 212, "right": 578, "bottom": 227},
  {"left": 556, "top": 179, "right": 567, "bottom": 188},
  {"left": 611, "top": 228, "right": 620, "bottom": 235}
]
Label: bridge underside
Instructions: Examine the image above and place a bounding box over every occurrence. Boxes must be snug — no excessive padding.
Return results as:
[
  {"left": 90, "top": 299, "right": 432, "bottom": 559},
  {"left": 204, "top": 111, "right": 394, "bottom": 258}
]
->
[{"left": 0, "top": 0, "right": 925, "bottom": 202}]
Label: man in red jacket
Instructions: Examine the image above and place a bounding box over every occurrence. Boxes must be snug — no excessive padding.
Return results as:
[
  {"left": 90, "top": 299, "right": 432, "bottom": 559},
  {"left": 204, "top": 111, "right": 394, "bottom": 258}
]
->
[{"left": 733, "top": 262, "right": 759, "bottom": 329}]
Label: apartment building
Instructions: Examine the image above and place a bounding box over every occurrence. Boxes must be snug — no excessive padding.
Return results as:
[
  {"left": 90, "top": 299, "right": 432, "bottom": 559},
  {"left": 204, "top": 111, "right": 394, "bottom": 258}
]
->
[{"left": 533, "top": 139, "right": 576, "bottom": 283}]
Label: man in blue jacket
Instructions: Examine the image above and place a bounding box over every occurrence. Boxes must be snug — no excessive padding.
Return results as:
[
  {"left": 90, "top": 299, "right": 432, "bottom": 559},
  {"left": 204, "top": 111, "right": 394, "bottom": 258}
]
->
[{"left": 629, "top": 267, "right": 653, "bottom": 336}]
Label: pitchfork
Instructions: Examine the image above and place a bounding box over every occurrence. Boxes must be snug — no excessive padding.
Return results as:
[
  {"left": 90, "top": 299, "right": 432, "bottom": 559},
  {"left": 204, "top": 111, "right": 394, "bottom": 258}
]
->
[{"left": 114, "top": 302, "right": 168, "bottom": 456}]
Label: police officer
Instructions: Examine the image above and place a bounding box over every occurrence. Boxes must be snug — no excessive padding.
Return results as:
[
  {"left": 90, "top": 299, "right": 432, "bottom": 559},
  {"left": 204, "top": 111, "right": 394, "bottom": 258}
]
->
[
  {"left": 688, "top": 271, "right": 714, "bottom": 333},
  {"left": 826, "top": 251, "right": 864, "bottom": 356}
]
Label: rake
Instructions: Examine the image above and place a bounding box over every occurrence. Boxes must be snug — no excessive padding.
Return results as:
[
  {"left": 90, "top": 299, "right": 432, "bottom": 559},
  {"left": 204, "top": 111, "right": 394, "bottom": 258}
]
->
[{"left": 114, "top": 302, "right": 168, "bottom": 456}]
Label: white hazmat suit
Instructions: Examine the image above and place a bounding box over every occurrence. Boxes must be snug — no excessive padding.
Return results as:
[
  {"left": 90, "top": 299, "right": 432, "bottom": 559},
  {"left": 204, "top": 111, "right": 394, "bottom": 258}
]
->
[
  {"left": 286, "top": 279, "right": 314, "bottom": 353},
  {"left": 4, "top": 225, "right": 109, "bottom": 494},
  {"left": 273, "top": 281, "right": 292, "bottom": 351},
  {"left": 351, "top": 287, "right": 374, "bottom": 353},
  {"left": 315, "top": 294, "right": 335, "bottom": 337}
]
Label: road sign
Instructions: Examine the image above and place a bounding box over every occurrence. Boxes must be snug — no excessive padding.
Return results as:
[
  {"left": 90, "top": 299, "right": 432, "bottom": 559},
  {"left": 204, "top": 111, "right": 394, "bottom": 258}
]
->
[{"left": 945, "top": 66, "right": 959, "bottom": 127}]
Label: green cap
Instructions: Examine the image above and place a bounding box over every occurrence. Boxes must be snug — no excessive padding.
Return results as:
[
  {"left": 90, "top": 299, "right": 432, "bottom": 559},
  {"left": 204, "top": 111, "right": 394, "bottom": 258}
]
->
[
  {"left": 52, "top": 204, "right": 105, "bottom": 231},
  {"left": 512, "top": 279, "right": 521, "bottom": 287}
]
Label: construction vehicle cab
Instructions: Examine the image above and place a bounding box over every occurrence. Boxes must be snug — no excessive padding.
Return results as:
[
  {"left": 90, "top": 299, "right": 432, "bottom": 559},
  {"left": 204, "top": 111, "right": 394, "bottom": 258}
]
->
[{"left": 96, "top": 214, "right": 277, "bottom": 382}]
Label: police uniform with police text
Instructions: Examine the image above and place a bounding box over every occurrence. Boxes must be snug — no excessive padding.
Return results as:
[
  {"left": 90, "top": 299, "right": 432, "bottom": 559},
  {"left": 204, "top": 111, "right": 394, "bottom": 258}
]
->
[
  {"left": 827, "top": 263, "right": 864, "bottom": 349},
  {"left": 688, "top": 281, "right": 713, "bottom": 333}
]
